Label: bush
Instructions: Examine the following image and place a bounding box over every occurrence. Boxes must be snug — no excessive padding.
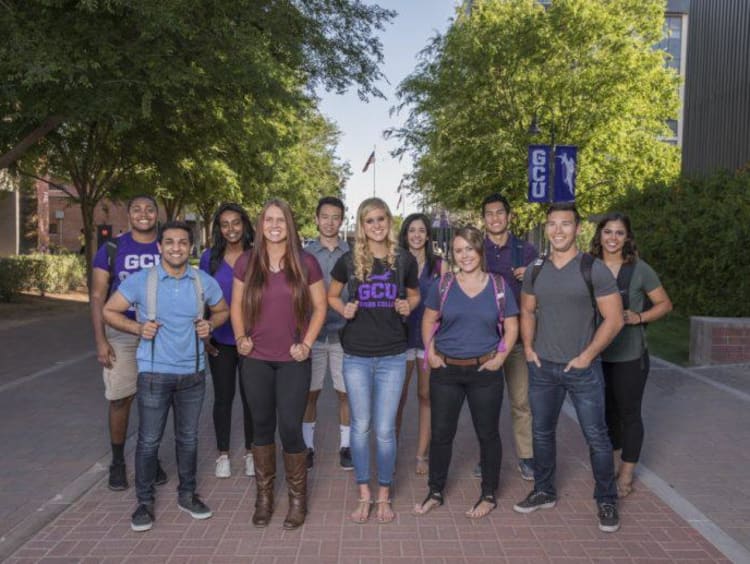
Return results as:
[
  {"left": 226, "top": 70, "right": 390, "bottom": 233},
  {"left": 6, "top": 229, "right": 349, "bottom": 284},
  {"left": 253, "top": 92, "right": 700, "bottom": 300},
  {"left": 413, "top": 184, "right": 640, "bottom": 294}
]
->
[
  {"left": 614, "top": 168, "right": 750, "bottom": 317},
  {"left": 0, "top": 254, "right": 87, "bottom": 301}
]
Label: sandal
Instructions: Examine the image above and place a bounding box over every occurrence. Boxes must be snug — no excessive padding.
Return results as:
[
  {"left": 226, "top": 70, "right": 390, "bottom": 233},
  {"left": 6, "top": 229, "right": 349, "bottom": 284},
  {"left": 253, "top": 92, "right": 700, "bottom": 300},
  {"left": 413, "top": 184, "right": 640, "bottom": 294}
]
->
[
  {"left": 465, "top": 494, "right": 497, "bottom": 519},
  {"left": 414, "top": 490, "right": 443, "bottom": 515},
  {"left": 375, "top": 499, "right": 396, "bottom": 524},
  {"left": 415, "top": 456, "right": 429, "bottom": 475},
  {"left": 350, "top": 498, "right": 373, "bottom": 524}
]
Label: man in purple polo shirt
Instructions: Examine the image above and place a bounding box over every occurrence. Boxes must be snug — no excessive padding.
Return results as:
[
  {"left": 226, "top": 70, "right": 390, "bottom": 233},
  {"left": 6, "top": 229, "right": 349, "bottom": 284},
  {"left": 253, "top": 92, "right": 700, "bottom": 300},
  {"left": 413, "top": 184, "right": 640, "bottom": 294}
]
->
[
  {"left": 90, "top": 195, "right": 167, "bottom": 491},
  {"left": 480, "top": 192, "right": 538, "bottom": 480}
]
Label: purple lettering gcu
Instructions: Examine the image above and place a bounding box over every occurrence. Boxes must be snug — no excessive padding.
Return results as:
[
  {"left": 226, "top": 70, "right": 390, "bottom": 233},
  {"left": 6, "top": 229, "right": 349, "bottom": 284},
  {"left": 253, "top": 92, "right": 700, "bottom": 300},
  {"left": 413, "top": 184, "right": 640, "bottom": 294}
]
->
[{"left": 358, "top": 270, "right": 397, "bottom": 304}]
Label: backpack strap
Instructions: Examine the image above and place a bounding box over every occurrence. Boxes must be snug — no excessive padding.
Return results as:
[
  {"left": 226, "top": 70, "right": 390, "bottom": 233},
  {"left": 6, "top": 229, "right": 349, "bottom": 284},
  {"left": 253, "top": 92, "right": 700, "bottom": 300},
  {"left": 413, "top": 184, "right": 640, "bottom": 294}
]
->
[
  {"left": 489, "top": 273, "right": 507, "bottom": 353},
  {"left": 579, "top": 253, "right": 597, "bottom": 313},
  {"left": 530, "top": 253, "right": 546, "bottom": 288},
  {"left": 510, "top": 235, "right": 526, "bottom": 269},
  {"left": 395, "top": 248, "right": 408, "bottom": 302},
  {"left": 344, "top": 252, "right": 359, "bottom": 303},
  {"left": 105, "top": 238, "right": 120, "bottom": 297},
  {"left": 189, "top": 265, "right": 206, "bottom": 373},
  {"left": 422, "top": 272, "right": 455, "bottom": 371},
  {"left": 143, "top": 266, "right": 159, "bottom": 372},
  {"left": 616, "top": 262, "right": 636, "bottom": 311}
]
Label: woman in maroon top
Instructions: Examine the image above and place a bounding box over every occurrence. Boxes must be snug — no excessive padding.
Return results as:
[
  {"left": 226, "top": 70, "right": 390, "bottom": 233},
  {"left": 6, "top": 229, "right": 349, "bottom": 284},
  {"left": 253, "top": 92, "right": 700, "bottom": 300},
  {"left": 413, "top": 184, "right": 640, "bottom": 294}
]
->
[{"left": 230, "top": 199, "right": 326, "bottom": 530}]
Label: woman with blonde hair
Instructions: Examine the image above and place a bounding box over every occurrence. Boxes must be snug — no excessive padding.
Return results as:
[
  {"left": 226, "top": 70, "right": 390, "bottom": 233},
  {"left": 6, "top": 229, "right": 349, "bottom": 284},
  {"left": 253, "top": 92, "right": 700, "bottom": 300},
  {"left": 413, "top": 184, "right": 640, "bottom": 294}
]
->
[
  {"left": 231, "top": 199, "right": 327, "bottom": 529},
  {"left": 328, "top": 197, "right": 420, "bottom": 524}
]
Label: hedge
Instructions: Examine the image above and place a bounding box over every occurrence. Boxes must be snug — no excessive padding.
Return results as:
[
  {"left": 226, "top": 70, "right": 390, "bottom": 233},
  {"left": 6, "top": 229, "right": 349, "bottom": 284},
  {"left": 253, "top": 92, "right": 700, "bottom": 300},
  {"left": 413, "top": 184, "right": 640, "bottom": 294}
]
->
[
  {"left": 614, "top": 168, "right": 750, "bottom": 317},
  {"left": 0, "top": 253, "right": 86, "bottom": 302}
]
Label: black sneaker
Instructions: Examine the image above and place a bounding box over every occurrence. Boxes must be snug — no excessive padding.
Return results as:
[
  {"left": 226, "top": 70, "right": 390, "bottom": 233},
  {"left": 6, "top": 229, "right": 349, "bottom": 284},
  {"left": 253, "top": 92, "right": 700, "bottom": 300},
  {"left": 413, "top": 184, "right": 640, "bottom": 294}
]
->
[
  {"left": 513, "top": 490, "right": 557, "bottom": 514},
  {"left": 130, "top": 504, "right": 154, "bottom": 532},
  {"left": 155, "top": 460, "right": 168, "bottom": 486},
  {"left": 177, "top": 494, "right": 213, "bottom": 520},
  {"left": 597, "top": 502, "right": 620, "bottom": 532},
  {"left": 108, "top": 462, "right": 128, "bottom": 491},
  {"left": 306, "top": 448, "right": 314, "bottom": 471},
  {"left": 339, "top": 447, "right": 353, "bottom": 470}
]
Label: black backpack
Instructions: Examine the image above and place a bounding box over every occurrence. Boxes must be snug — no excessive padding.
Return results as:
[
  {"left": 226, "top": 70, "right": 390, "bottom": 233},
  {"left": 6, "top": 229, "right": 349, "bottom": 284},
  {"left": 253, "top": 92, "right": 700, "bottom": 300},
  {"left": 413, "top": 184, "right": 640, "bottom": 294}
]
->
[{"left": 615, "top": 260, "right": 653, "bottom": 325}]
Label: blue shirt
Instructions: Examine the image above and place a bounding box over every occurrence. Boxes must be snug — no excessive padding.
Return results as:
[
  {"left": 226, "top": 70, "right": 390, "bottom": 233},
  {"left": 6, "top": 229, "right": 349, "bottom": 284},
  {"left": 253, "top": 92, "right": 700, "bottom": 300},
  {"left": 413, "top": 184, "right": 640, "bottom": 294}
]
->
[
  {"left": 425, "top": 274, "right": 519, "bottom": 358},
  {"left": 118, "top": 263, "right": 224, "bottom": 374},
  {"left": 305, "top": 238, "right": 349, "bottom": 338},
  {"left": 406, "top": 258, "right": 442, "bottom": 349}
]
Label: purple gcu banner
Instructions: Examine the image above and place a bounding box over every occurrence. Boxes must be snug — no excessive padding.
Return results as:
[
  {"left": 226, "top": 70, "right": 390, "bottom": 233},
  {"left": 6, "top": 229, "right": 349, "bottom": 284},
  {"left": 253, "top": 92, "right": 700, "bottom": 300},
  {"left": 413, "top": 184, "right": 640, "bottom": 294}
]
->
[
  {"left": 528, "top": 144, "right": 550, "bottom": 203},
  {"left": 554, "top": 145, "right": 577, "bottom": 202}
]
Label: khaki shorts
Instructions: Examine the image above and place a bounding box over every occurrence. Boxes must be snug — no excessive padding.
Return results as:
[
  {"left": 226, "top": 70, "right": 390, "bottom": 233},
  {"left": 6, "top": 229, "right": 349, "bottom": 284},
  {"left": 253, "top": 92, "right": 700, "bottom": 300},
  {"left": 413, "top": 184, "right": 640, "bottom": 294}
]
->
[
  {"left": 102, "top": 325, "right": 139, "bottom": 401},
  {"left": 310, "top": 337, "right": 345, "bottom": 393}
]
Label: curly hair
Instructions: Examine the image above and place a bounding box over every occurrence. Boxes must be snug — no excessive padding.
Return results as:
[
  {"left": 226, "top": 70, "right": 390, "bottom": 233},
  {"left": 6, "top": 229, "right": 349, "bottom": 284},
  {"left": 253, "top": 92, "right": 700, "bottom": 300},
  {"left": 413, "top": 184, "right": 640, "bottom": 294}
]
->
[
  {"left": 590, "top": 212, "right": 639, "bottom": 264},
  {"left": 353, "top": 197, "right": 398, "bottom": 281}
]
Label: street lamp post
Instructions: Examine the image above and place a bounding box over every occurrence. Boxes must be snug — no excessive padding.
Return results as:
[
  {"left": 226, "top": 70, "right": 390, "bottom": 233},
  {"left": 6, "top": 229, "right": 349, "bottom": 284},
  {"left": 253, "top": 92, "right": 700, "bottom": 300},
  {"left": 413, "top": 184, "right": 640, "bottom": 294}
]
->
[{"left": 529, "top": 107, "right": 556, "bottom": 252}]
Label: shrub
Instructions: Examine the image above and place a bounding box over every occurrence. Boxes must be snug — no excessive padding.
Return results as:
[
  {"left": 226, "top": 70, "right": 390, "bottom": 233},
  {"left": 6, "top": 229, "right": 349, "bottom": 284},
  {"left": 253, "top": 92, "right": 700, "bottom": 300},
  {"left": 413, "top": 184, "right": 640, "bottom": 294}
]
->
[
  {"left": 614, "top": 168, "right": 750, "bottom": 317},
  {"left": 0, "top": 254, "right": 87, "bottom": 301}
]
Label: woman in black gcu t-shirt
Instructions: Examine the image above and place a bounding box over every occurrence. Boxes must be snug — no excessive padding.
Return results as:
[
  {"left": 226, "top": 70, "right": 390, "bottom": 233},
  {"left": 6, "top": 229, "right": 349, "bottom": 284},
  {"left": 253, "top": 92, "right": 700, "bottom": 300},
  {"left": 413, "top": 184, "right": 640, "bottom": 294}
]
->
[{"left": 329, "top": 197, "right": 419, "bottom": 524}]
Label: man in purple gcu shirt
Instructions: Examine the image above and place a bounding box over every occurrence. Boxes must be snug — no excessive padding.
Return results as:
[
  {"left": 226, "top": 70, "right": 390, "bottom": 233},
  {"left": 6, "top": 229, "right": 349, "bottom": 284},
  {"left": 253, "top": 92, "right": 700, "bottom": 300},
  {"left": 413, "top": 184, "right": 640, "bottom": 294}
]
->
[{"left": 90, "top": 195, "right": 166, "bottom": 491}]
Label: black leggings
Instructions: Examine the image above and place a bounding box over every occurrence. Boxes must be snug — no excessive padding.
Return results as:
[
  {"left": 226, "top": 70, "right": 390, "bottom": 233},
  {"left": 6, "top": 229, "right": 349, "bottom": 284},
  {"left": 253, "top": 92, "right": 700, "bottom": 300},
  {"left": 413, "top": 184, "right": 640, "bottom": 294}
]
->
[
  {"left": 603, "top": 353, "right": 650, "bottom": 463},
  {"left": 240, "top": 357, "right": 311, "bottom": 454},
  {"left": 429, "top": 364, "right": 504, "bottom": 497},
  {"left": 208, "top": 342, "right": 253, "bottom": 452}
]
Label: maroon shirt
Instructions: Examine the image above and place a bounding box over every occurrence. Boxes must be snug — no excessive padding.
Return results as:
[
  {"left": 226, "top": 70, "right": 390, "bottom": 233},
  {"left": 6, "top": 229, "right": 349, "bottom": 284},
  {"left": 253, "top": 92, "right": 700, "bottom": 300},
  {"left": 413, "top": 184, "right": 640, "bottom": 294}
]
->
[{"left": 234, "top": 250, "right": 323, "bottom": 361}]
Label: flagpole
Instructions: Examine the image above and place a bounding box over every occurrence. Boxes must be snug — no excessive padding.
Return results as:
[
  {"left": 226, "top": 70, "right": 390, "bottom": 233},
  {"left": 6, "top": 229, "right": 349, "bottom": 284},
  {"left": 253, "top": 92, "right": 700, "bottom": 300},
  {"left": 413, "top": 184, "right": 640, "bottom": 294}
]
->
[{"left": 372, "top": 144, "right": 376, "bottom": 197}]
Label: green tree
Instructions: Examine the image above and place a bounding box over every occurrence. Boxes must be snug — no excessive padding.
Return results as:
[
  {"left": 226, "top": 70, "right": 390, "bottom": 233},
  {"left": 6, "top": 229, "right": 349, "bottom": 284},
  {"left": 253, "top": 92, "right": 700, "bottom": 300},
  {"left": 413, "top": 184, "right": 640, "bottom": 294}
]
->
[{"left": 390, "top": 0, "right": 680, "bottom": 230}]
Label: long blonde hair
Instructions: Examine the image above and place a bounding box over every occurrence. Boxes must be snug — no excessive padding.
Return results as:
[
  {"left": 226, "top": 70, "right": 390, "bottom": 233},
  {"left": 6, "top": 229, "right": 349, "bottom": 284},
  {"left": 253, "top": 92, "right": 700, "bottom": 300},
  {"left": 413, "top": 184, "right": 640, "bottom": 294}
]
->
[{"left": 353, "top": 197, "right": 399, "bottom": 281}]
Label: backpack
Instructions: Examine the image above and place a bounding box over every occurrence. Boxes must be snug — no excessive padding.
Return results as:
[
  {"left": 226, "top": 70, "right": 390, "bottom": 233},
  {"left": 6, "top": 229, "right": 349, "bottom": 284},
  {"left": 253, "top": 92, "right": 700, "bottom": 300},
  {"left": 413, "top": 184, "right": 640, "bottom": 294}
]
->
[
  {"left": 136, "top": 264, "right": 207, "bottom": 373},
  {"left": 616, "top": 260, "right": 653, "bottom": 323},
  {"left": 423, "top": 271, "right": 508, "bottom": 369},
  {"left": 105, "top": 238, "right": 120, "bottom": 297},
  {"left": 509, "top": 235, "right": 528, "bottom": 269}
]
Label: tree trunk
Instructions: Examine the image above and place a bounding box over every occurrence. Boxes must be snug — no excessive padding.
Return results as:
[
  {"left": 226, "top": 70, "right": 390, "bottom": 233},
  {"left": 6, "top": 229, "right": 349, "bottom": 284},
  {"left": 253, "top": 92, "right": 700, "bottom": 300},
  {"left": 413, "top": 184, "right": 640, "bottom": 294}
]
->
[
  {"left": 0, "top": 116, "right": 65, "bottom": 170},
  {"left": 80, "top": 193, "right": 97, "bottom": 293}
]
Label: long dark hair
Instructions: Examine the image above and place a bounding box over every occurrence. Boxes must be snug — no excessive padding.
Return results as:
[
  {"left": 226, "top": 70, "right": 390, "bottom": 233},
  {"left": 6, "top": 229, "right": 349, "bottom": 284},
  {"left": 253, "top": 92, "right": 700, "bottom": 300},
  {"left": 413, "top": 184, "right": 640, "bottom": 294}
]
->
[
  {"left": 399, "top": 213, "right": 440, "bottom": 276},
  {"left": 208, "top": 202, "right": 254, "bottom": 274},
  {"left": 590, "top": 211, "right": 639, "bottom": 264},
  {"left": 241, "top": 199, "right": 310, "bottom": 335}
]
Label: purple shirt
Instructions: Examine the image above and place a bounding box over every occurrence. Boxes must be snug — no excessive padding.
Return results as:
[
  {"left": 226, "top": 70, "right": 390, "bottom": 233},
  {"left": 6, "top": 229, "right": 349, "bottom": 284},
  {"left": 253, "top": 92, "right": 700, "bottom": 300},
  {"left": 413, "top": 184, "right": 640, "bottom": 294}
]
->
[
  {"left": 484, "top": 234, "right": 537, "bottom": 304},
  {"left": 234, "top": 250, "right": 323, "bottom": 361},
  {"left": 199, "top": 249, "right": 236, "bottom": 346},
  {"left": 93, "top": 232, "right": 160, "bottom": 320}
]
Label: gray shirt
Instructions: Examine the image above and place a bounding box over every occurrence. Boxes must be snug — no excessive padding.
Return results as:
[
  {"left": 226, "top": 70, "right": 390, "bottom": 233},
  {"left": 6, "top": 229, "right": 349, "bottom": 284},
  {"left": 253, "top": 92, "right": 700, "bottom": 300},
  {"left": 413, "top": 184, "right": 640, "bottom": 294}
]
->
[
  {"left": 305, "top": 237, "right": 350, "bottom": 338},
  {"left": 522, "top": 252, "right": 617, "bottom": 363}
]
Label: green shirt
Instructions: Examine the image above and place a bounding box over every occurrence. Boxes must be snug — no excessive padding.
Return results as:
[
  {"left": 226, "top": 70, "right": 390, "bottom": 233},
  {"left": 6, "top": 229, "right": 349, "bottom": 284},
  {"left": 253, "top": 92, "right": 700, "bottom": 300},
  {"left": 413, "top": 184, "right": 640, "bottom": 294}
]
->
[{"left": 601, "top": 259, "right": 662, "bottom": 362}]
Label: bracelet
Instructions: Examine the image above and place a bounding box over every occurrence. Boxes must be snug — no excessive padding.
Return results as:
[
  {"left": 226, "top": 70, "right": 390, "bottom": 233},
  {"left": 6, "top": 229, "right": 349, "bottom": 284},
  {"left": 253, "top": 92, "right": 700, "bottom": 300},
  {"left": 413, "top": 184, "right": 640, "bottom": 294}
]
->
[
  {"left": 637, "top": 312, "right": 643, "bottom": 324},
  {"left": 300, "top": 342, "right": 311, "bottom": 352}
]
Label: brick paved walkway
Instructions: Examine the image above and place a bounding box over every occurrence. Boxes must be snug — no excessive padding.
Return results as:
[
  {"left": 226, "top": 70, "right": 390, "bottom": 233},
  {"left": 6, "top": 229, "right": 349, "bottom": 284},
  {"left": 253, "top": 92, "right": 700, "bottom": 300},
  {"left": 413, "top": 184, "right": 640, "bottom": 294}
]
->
[{"left": 6, "top": 377, "right": 730, "bottom": 563}]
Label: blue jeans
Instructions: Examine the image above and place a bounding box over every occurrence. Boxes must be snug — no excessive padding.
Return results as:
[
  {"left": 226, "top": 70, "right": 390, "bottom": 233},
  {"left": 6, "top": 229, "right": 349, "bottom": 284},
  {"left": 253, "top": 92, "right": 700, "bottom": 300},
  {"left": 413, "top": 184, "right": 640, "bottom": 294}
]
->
[
  {"left": 528, "top": 359, "right": 616, "bottom": 504},
  {"left": 343, "top": 353, "right": 407, "bottom": 487},
  {"left": 135, "top": 371, "right": 205, "bottom": 505}
]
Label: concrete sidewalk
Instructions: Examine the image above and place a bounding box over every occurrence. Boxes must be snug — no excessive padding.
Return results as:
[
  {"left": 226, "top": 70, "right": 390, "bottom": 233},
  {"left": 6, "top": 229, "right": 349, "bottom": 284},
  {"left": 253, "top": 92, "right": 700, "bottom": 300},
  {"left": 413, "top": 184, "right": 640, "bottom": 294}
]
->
[{"left": 5, "top": 356, "right": 744, "bottom": 563}]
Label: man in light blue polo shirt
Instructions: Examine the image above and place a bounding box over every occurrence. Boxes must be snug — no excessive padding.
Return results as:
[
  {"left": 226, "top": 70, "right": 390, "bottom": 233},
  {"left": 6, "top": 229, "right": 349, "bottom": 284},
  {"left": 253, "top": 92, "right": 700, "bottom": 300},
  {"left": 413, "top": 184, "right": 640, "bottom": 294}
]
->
[{"left": 104, "top": 221, "right": 228, "bottom": 532}]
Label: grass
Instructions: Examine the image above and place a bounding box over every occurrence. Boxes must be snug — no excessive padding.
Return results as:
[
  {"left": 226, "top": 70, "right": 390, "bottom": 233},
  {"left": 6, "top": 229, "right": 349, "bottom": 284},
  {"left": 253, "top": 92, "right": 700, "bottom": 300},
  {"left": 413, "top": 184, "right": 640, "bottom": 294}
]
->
[{"left": 646, "top": 312, "right": 690, "bottom": 366}]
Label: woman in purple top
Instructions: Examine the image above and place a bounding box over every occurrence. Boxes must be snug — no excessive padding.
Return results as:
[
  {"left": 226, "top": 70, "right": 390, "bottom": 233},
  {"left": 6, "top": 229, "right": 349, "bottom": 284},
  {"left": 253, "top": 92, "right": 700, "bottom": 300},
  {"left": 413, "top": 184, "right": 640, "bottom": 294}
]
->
[
  {"left": 395, "top": 213, "right": 447, "bottom": 476},
  {"left": 199, "top": 203, "right": 255, "bottom": 481},
  {"left": 230, "top": 198, "right": 326, "bottom": 530}
]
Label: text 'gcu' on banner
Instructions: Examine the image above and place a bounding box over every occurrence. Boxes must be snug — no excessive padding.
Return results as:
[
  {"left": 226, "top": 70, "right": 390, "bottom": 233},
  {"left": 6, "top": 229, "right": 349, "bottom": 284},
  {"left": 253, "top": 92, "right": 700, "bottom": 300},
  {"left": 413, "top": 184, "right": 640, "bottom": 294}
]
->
[
  {"left": 554, "top": 145, "right": 577, "bottom": 202},
  {"left": 527, "top": 144, "right": 550, "bottom": 203}
]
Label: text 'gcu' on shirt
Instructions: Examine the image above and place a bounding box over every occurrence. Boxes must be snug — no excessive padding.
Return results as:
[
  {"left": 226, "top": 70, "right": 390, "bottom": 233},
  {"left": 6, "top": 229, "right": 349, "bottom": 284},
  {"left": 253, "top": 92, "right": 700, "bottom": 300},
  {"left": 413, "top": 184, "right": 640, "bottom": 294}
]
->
[
  {"left": 92, "top": 232, "right": 160, "bottom": 320},
  {"left": 521, "top": 252, "right": 617, "bottom": 364},
  {"left": 233, "top": 250, "right": 323, "bottom": 362},
  {"left": 425, "top": 275, "right": 519, "bottom": 359},
  {"left": 331, "top": 252, "right": 419, "bottom": 357}
]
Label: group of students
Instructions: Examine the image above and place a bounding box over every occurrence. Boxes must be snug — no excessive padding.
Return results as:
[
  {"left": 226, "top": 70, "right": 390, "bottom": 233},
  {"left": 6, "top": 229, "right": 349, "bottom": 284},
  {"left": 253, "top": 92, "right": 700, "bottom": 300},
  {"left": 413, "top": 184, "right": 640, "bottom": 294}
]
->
[{"left": 90, "top": 190, "right": 671, "bottom": 534}]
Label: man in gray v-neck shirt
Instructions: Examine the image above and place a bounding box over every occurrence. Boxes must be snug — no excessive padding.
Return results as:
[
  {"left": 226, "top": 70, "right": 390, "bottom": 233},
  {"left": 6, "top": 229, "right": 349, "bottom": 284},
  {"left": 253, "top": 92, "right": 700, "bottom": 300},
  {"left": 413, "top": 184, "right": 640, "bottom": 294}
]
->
[{"left": 513, "top": 203, "right": 624, "bottom": 534}]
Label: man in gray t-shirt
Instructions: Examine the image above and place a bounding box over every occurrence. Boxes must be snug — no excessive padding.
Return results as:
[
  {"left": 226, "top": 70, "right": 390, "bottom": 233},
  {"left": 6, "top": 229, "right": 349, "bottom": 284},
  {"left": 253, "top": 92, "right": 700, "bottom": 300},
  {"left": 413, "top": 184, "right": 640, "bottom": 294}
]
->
[{"left": 512, "top": 203, "right": 625, "bottom": 534}]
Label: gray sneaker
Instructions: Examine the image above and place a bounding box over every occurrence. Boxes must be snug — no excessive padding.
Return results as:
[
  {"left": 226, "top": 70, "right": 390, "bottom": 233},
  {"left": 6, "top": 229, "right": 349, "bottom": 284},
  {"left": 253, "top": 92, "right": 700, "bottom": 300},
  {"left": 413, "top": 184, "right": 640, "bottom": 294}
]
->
[
  {"left": 513, "top": 490, "right": 557, "bottom": 514},
  {"left": 518, "top": 458, "right": 535, "bottom": 481},
  {"left": 131, "top": 504, "right": 154, "bottom": 532},
  {"left": 597, "top": 503, "right": 620, "bottom": 533},
  {"left": 178, "top": 494, "right": 212, "bottom": 520}
]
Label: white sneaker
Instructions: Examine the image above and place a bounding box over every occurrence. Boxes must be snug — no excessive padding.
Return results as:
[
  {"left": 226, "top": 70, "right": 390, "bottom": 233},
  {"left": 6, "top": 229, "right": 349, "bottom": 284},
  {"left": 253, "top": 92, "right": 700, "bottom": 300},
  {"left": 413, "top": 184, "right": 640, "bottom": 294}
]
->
[
  {"left": 244, "top": 452, "right": 255, "bottom": 477},
  {"left": 215, "top": 454, "right": 231, "bottom": 478}
]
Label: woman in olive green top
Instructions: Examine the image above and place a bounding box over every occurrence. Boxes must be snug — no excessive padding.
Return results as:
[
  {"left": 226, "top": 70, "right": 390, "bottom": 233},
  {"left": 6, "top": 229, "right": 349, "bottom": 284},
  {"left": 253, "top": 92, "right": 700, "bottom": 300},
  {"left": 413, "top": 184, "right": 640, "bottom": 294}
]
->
[{"left": 591, "top": 212, "right": 673, "bottom": 497}]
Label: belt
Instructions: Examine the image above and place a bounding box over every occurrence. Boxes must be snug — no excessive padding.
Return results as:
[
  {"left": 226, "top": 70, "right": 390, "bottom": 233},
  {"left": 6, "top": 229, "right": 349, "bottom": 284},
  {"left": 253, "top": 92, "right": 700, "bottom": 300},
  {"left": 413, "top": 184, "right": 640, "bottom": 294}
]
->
[{"left": 437, "top": 351, "right": 495, "bottom": 367}]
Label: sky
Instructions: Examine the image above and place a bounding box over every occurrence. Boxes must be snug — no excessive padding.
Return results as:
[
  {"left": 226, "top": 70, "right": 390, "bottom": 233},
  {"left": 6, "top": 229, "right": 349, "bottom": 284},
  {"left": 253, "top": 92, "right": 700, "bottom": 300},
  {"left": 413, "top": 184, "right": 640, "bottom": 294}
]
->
[{"left": 318, "top": 0, "right": 460, "bottom": 226}]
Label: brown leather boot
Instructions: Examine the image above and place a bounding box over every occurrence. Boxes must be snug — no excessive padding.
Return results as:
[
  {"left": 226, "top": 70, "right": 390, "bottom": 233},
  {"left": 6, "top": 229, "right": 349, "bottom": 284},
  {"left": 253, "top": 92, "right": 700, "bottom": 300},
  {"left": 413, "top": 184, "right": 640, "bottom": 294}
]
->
[
  {"left": 282, "top": 450, "right": 307, "bottom": 529},
  {"left": 252, "top": 444, "right": 276, "bottom": 527}
]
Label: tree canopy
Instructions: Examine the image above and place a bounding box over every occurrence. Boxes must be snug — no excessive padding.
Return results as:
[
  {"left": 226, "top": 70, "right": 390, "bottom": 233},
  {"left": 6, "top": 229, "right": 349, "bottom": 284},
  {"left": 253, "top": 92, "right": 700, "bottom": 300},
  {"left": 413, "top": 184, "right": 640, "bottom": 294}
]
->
[{"left": 390, "top": 0, "right": 680, "bottom": 230}]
